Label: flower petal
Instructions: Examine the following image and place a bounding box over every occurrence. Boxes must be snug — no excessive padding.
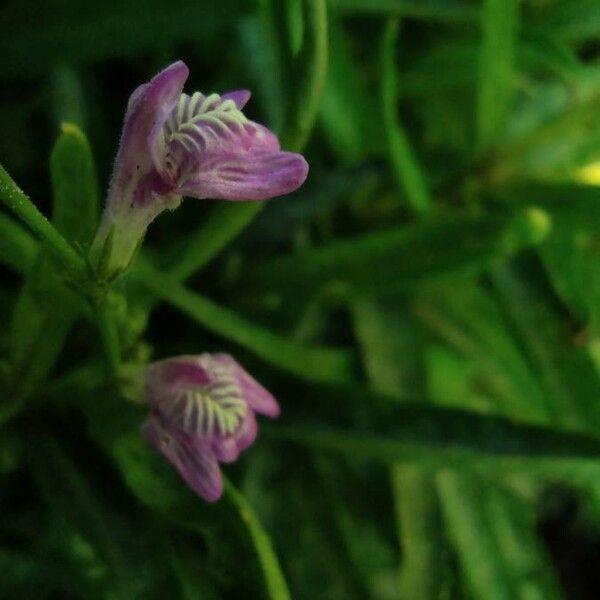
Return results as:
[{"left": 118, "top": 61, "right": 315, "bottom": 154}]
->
[
  {"left": 179, "top": 150, "right": 309, "bottom": 201},
  {"left": 233, "top": 408, "right": 258, "bottom": 453},
  {"left": 110, "top": 61, "right": 189, "bottom": 200},
  {"left": 145, "top": 354, "right": 248, "bottom": 440},
  {"left": 142, "top": 417, "right": 223, "bottom": 502},
  {"left": 212, "top": 354, "right": 281, "bottom": 417},
  {"left": 155, "top": 92, "right": 280, "bottom": 180},
  {"left": 145, "top": 355, "right": 212, "bottom": 400},
  {"left": 211, "top": 410, "right": 258, "bottom": 463},
  {"left": 148, "top": 75, "right": 309, "bottom": 201},
  {"left": 221, "top": 89, "right": 251, "bottom": 109},
  {"left": 210, "top": 436, "right": 239, "bottom": 463}
]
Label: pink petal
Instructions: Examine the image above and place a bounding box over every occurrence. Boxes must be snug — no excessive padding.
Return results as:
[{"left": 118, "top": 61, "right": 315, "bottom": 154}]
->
[
  {"left": 221, "top": 89, "right": 252, "bottom": 109},
  {"left": 142, "top": 417, "right": 223, "bottom": 503},
  {"left": 211, "top": 354, "right": 281, "bottom": 417},
  {"left": 109, "top": 61, "right": 189, "bottom": 204},
  {"left": 179, "top": 150, "right": 309, "bottom": 201}
]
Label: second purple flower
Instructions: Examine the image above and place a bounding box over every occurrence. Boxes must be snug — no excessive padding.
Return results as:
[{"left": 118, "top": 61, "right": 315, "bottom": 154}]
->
[{"left": 140, "top": 353, "right": 280, "bottom": 502}]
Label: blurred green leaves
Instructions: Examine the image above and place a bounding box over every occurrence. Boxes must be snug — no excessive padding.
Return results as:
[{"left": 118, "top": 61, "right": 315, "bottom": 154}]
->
[
  {"left": 477, "top": 0, "right": 519, "bottom": 153},
  {"left": 135, "top": 258, "right": 355, "bottom": 384},
  {"left": 319, "top": 14, "right": 372, "bottom": 165},
  {"left": 0, "top": 0, "right": 253, "bottom": 77},
  {"left": 380, "top": 18, "right": 432, "bottom": 214},
  {"left": 28, "top": 436, "right": 139, "bottom": 598},
  {"left": 0, "top": 212, "right": 38, "bottom": 275},
  {"left": 267, "top": 404, "right": 600, "bottom": 479},
  {"left": 2, "top": 0, "right": 600, "bottom": 598},
  {"left": 353, "top": 299, "right": 445, "bottom": 600},
  {"left": 50, "top": 123, "right": 99, "bottom": 247},
  {"left": 244, "top": 207, "right": 550, "bottom": 300},
  {"left": 330, "top": 0, "right": 480, "bottom": 22}
]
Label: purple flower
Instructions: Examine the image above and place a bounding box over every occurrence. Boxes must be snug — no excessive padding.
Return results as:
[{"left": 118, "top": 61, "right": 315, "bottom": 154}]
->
[
  {"left": 140, "top": 353, "right": 280, "bottom": 502},
  {"left": 90, "top": 61, "right": 309, "bottom": 280}
]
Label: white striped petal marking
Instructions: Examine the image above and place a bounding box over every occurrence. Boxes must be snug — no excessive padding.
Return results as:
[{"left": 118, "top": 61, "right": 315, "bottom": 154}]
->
[
  {"left": 161, "top": 356, "right": 248, "bottom": 438},
  {"left": 157, "top": 91, "right": 250, "bottom": 178}
]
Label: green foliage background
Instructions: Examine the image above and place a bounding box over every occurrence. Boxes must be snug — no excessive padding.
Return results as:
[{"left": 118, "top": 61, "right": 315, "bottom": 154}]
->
[{"left": 1, "top": 0, "right": 600, "bottom": 598}]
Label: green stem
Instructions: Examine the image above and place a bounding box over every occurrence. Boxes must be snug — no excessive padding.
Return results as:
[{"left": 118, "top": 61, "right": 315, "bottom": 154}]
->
[
  {"left": 94, "top": 299, "right": 121, "bottom": 379},
  {"left": 0, "top": 164, "right": 87, "bottom": 280},
  {"left": 224, "top": 478, "right": 291, "bottom": 600},
  {"left": 0, "top": 211, "right": 40, "bottom": 275}
]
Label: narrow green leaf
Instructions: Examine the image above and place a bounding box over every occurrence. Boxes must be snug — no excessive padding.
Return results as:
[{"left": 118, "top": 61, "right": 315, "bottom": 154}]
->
[
  {"left": 0, "top": 550, "right": 88, "bottom": 597},
  {"left": 309, "top": 455, "right": 395, "bottom": 597},
  {"left": 353, "top": 299, "right": 424, "bottom": 394},
  {"left": 520, "top": 36, "right": 583, "bottom": 85},
  {"left": 437, "top": 471, "right": 516, "bottom": 600},
  {"left": 168, "top": 202, "right": 264, "bottom": 282},
  {"left": 486, "top": 489, "right": 563, "bottom": 599},
  {"left": 426, "top": 342, "right": 564, "bottom": 600},
  {"left": 135, "top": 259, "right": 356, "bottom": 384},
  {"left": 28, "top": 437, "right": 137, "bottom": 598},
  {"left": 530, "top": 0, "right": 600, "bottom": 45},
  {"left": 50, "top": 122, "right": 98, "bottom": 247},
  {"left": 286, "top": 0, "right": 305, "bottom": 56},
  {"left": 491, "top": 263, "right": 593, "bottom": 428},
  {"left": 319, "top": 14, "right": 369, "bottom": 164},
  {"left": 494, "top": 184, "right": 600, "bottom": 227},
  {"left": 477, "top": 0, "right": 520, "bottom": 152},
  {"left": 494, "top": 184, "right": 600, "bottom": 331},
  {"left": 282, "top": 0, "right": 328, "bottom": 150},
  {"left": 353, "top": 300, "right": 444, "bottom": 599},
  {"left": 51, "top": 65, "right": 86, "bottom": 128},
  {"left": 0, "top": 1, "right": 253, "bottom": 77},
  {"left": 257, "top": 0, "right": 293, "bottom": 134},
  {"left": 265, "top": 404, "right": 600, "bottom": 481},
  {"left": 492, "top": 78, "right": 600, "bottom": 180},
  {"left": 489, "top": 263, "right": 600, "bottom": 522},
  {"left": 8, "top": 124, "right": 98, "bottom": 399},
  {"left": 417, "top": 279, "right": 553, "bottom": 423},
  {"left": 392, "top": 467, "right": 444, "bottom": 598},
  {"left": 246, "top": 208, "right": 549, "bottom": 299},
  {"left": 380, "top": 18, "right": 432, "bottom": 214},
  {"left": 329, "top": 0, "right": 480, "bottom": 22},
  {"left": 224, "top": 479, "right": 291, "bottom": 600},
  {"left": 167, "top": 536, "right": 220, "bottom": 600}
]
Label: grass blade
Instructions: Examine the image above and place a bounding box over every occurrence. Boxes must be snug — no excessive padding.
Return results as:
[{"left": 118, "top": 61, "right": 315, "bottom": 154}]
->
[
  {"left": 477, "top": 0, "right": 520, "bottom": 152},
  {"left": 380, "top": 18, "right": 432, "bottom": 214},
  {"left": 224, "top": 479, "right": 291, "bottom": 600},
  {"left": 136, "top": 259, "right": 356, "bottom": 384}
]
